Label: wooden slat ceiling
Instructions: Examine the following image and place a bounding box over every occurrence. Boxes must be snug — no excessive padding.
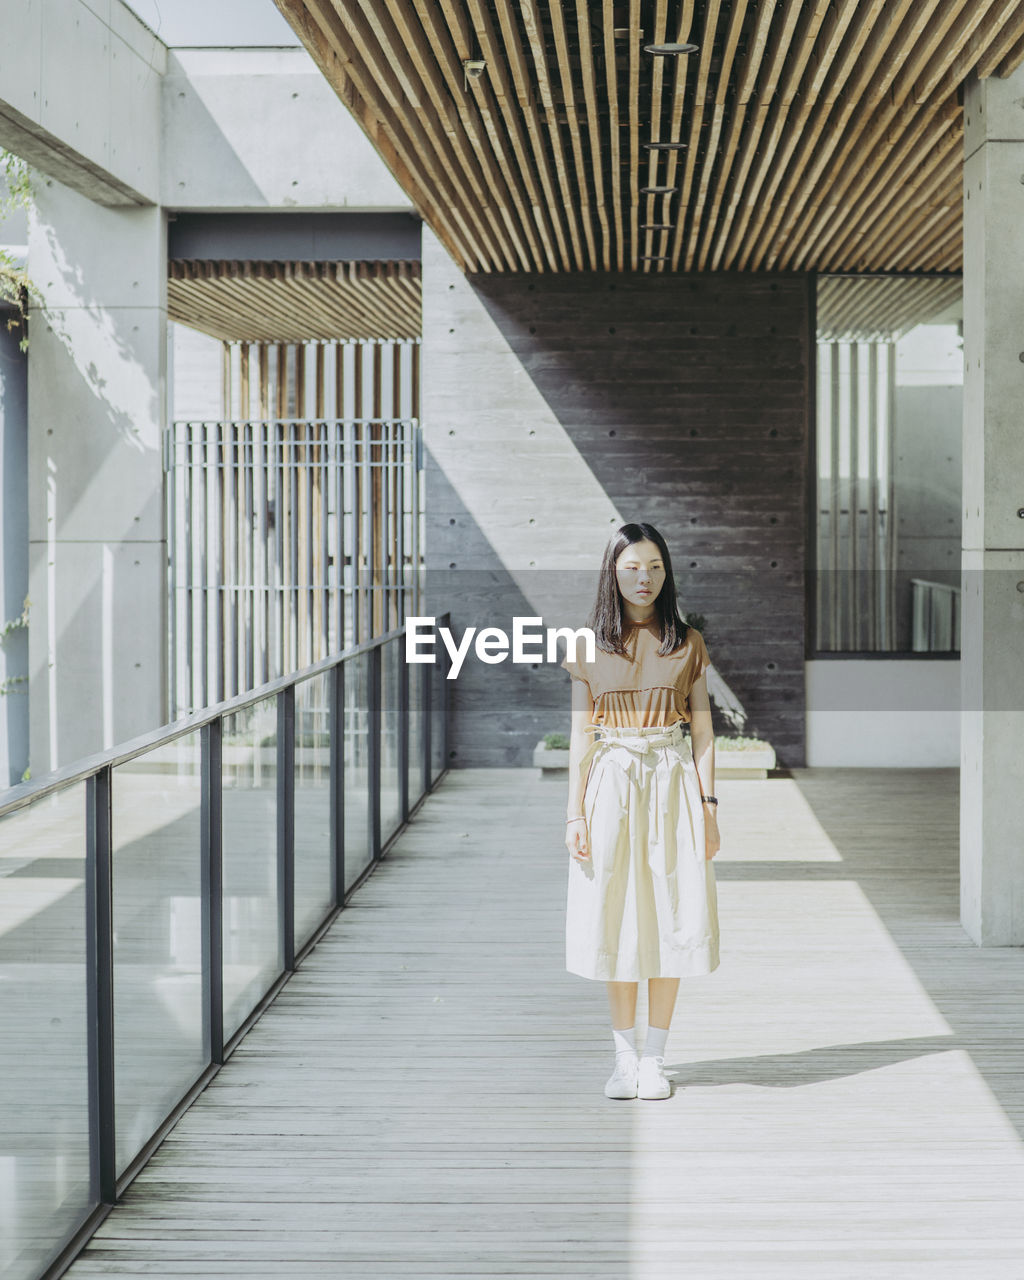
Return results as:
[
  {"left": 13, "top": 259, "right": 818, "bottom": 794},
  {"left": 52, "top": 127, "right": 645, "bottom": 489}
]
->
[
  {"left": 816, "top": 273, "right": 963, "bottom": 341},
  {"left": 167, "top": 259, "right": 421, "bottom": 341},
  {"left": 273, "top": 0, "right": 1024, "bottom": 275}
]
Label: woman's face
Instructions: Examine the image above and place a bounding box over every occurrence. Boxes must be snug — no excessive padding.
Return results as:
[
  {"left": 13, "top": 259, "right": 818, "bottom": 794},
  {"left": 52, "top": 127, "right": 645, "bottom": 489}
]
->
[{"left": 614, "top": 539, "right": 666, "bottom": 611}]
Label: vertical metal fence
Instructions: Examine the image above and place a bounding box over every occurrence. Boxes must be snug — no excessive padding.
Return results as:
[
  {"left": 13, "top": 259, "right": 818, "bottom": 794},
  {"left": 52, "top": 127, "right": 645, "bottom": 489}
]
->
[
  {"left": 815, "top": 340, "right": 898, "bottom": 651},
  {"left": 164, "top": 417, "right": 423, "bottom": 718},
  {"left": 0, "top": 619, "right": 450, "bottom": 1280}
]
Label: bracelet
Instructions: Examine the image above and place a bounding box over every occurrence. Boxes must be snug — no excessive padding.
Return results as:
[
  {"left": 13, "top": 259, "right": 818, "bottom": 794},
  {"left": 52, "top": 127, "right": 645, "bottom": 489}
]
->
[
  {"left": 701, "top": 795, "right": 719, "bottom": 806},
  {"left": 566, "top": 815, "right": 586, "bottom": 824}
]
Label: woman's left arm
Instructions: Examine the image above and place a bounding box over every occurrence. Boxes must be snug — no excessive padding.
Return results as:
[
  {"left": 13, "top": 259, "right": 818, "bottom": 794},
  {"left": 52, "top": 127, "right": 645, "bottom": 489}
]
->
[{"left": 687, "top": 674, "right": 721, "bottom": 860}]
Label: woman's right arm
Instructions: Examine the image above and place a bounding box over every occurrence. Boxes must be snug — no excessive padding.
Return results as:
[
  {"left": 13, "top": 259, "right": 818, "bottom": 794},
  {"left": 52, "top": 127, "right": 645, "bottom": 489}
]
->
[{"left": 565, "top": 678, "right": 595, "bottom": 861}]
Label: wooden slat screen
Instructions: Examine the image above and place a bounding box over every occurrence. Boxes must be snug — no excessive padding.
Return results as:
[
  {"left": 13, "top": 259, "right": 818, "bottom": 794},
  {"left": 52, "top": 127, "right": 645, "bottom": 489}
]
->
[{"left": 272, "top": 0, "right": 1024, "bottom": 275}]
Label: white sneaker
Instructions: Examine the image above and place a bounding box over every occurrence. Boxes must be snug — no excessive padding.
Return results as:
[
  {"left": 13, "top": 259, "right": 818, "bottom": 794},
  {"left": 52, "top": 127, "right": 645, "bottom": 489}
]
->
[
  {"left": 637, "top": 1054, "right": 672, "bottom": 1099},
  {"left": 604, "top": 1051, "right": 639, "bottom": 1099}
]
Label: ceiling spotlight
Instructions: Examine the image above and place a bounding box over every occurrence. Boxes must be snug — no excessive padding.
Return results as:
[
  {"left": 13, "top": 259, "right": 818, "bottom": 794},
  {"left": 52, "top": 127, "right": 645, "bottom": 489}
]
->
[
  {"left": 640, "top": 185, "right": 676, "bottom": 195},
  {"left": 640, "top": 224, "right": 674, "bottom": 231},
  {"left": 643, "top": 42, "right": 699, "bottom": 56},
  {"left": 642, "top": 256, "right": 671, "bottom": 262},
  {"left": 643, "top": 141, "right": 687, "bottom": 151},
  {"left": 463, "top": 58, "right": 487, "bottom": 89}
]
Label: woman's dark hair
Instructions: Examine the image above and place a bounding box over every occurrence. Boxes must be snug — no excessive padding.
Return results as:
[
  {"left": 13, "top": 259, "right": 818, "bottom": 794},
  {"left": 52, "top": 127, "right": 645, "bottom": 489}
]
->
[{"left": 587, "top": 522, "right": 691, "bottom": 656}]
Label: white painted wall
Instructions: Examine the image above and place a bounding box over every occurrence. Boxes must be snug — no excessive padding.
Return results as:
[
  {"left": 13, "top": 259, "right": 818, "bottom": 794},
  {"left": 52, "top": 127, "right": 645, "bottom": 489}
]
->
[{"left": 806, "top": 659, "right": 960, "bottom": 766}]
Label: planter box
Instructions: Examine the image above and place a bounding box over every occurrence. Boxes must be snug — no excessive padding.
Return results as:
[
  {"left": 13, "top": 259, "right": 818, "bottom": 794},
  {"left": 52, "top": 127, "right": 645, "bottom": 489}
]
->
[
  {"left": 534, "top": 742, "right": 571, "bottom": 777},
  {"left": 714, "top": 743, "right": 776, "bottom": 779}
]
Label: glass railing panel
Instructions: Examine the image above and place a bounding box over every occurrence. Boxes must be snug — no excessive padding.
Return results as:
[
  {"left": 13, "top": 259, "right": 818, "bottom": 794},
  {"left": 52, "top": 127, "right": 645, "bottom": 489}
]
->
[
  {"left": 0, "top": 782, "right": 91, "bottom": 1280},
  {"left": 430, "top": 647, "right": 446, "bottom": 783},
  {"left": 221, "top": 696, "right": 280, "bottom": 1040},
  {"left": 294, "top": 672, "right": 333, "bottom": 950},
  {"left": 343, "top": 651, "right": 371, "bottom": 892},
  {"left": 111, "top": 732, "right": 205, "bottom": 1175},
  {"left": 407, "top": 657, "right": 425, "bottom": 810},
  {"left": 380, "top": 636, "right": 402, "bottom": 845}
]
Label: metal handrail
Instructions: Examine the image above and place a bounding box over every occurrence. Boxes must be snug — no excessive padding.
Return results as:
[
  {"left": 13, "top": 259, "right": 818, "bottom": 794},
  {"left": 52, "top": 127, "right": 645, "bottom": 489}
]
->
[
  {"left": 0, "top": 625, "right": 404, "bottom": 818},
  {"left": 4, "top": 614, "right": 451, "bottom": 1280}
]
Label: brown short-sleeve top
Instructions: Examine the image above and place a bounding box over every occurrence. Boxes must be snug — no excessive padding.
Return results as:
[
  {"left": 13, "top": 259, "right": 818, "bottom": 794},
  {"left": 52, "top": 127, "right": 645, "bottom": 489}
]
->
[{"left": 560, "top": 620, "right": 711, "bottom": 729}]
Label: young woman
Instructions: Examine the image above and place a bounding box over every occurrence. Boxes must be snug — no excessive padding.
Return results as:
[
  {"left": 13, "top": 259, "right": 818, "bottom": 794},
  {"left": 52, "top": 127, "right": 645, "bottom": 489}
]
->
[{"left": 561, "top": 522, "right": 721, "bottom": 1100}]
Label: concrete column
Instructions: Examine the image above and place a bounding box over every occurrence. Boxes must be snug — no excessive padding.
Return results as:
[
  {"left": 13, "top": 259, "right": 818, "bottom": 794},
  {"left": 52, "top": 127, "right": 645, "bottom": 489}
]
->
[
  {"left": 0, "top": 307, "right": 29, "bottom": 787},
  {"left": 960, "top": 66, "right": 1024, "bottom": 944},
  {"left": 26, "top": 176, "right": 166, "bottom": 774}
]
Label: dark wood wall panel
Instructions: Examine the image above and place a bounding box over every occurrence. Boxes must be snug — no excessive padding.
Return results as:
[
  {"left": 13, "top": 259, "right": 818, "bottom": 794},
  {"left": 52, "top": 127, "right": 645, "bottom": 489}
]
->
[{"left": 426, "top": 271, "right": 812, "bottom": 768}]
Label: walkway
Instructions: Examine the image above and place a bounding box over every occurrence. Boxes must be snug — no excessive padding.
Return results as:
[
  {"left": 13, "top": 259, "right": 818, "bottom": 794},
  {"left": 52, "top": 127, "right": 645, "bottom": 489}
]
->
[{"left": 65, "top": 766, "right": 1024, "bottom": 1278}]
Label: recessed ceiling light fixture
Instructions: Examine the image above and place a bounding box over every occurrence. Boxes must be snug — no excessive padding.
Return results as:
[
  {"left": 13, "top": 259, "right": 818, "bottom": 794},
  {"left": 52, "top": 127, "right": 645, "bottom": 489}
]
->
[
  {"left": 640, "top": 224, "right": 674, "bottom": 231},
  {"left": 643, "top": 41, "right": 699, "bottom": 56},
  {"left": 643, "top": 141, "right": 687, "bottom": 151},
  {"left": 640, "top": 184, "right": 677, "bottom": 194},
  {"left": 463, "top": 58, "right": 486, "bottom": 90},
  {"left": 641, "top": 255, "right": 671, "bottom": 262}
]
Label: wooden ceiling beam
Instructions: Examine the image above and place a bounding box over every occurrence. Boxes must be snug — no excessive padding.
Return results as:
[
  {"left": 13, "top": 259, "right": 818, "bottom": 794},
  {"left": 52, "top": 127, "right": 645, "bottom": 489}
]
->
[
  {"left": 519, "top": 0, "right": 589, "bottom": 269},
  {"left": 601, "top": 0, "right": 625, "bottom": 272},
  {"left": 827, "top": 126, "right": 962, "bottom": 271},
  {"left": 713, "top": 0, "right": 847, "bottom": 269},
  {"left": 627, "top": 0, "right": 641, "bottom": 271},
  {"left": 696, "top": 0, "right": 786, "bottom": 271},
  {"left": 381, "top": 0, "right": 518, "bottom": 269},
  {"left": 749, "top": 0, "right": 916, "bottom": 269},
  {"left": 574, "top": 0, "right": 612, "bottom": 270},
  {"left": 490, "top": 0, "right": 576, "bottom": 269},
  {"left": 733, "top": 0, "right": 890, "bottom": 269},
  {"left": 275, "top": 0, "right": 474, "bottom": 270},
  {"left": 684, "top": 0, "right": 751, "bottom": 271},
  {"left": 269, "top": 0, "right": 1017, "bottom": 277},
  {"left": 640, "top": 0, "right": 670, "bottom": 271},
  {"left": 668, "top": 0, "right": 724, "bottom": 271},
  {"left": 645, "top": 1, "right": 695, "bottom": 270},
  {"left": 992, "top": 26, "right": 1024, "bottom": 76},
  {"left": 545, "top": 0, "right": 599, "bottom": 269},
  {"left": 782, "top": 0, "right": 986, "bottom": 268},
  {"left": 410, "top": 0, "right": 535, "bottom": 269}
]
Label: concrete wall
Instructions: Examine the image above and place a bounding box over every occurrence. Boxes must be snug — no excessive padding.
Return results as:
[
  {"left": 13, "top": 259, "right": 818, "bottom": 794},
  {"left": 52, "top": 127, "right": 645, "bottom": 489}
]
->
[
  {"left": 421, "top": 229, "right": 812, "bottom": 768},
  {"left": 161, "top": 49, "right": 411, "bottom": 212},
  {"left": 0, "top": 0, "right": 165, "bottom": 206},
  {"left": 26, "top": 180, "right": 168, "bottom": 771},
  {"left": 1, "top": 8, "right": 415, "bottom": 778}
]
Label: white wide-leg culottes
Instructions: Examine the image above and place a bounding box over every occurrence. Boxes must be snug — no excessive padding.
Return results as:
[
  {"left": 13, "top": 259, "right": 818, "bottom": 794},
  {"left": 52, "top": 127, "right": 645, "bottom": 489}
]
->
[{"left": 566, "top": 721, "right": 720, "bottom": 981}]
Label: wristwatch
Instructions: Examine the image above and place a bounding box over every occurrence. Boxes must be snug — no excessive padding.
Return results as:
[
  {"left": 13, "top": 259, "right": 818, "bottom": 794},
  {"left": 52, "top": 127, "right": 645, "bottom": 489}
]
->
[{"left": 701, "top": 794, "right": 719, "bottom": 806}]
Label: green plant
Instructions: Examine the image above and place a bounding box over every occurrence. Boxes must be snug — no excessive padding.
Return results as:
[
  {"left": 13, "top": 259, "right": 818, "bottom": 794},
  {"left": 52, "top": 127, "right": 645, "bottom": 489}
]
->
[
  {"left": 543, "top": 731, "right": 570, "bottom": 751},
  {"left": 717, "top": 735, "right": 772, "bottom": 750},
  {"left": 0, "top": 596, "right": 29, "bottom": 698},
  {"left": 0, "top": 150, "right": 43, "bottom": 353}
]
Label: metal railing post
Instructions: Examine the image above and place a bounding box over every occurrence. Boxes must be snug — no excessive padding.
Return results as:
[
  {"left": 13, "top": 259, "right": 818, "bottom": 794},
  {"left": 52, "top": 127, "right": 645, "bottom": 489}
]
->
[
  {"left": 329, "top": 661, "right": 345, "bottom": 907},
  {"left": 440, "top": 611, "right": 451, "bottom": 771},
  {"left": 201, "top": 719, "right": 224, "bottom": 1066},
  {"left": 421, "top": 658, "right": 431, "bottom": 795},
  {"left": 398, "top": 636, "right": 409, "bottom": 822},
  {"left": 368, "top": 643, "right": 382, "bottom": 860},
  {"left": 85, "top": 767, "right": 116, "bottom": 1204},
  {"left": 277, "top": 687, "right": 295, "bottom": 970}
]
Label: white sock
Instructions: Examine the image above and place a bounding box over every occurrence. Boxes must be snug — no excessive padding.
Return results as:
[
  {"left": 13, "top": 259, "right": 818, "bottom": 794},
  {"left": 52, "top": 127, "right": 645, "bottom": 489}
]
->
[
  {"left": 642, "top": 1024, "right": 669, "bottom": 1059},
  {"left": 611, "top": 1025, "right": 637, "bottom": 1056}
]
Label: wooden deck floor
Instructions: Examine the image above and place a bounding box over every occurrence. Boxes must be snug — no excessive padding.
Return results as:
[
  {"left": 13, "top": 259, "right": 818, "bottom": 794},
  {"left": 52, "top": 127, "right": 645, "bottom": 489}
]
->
[{"left": 68, "top": 767, "right": 1024, "bottom": 1278}]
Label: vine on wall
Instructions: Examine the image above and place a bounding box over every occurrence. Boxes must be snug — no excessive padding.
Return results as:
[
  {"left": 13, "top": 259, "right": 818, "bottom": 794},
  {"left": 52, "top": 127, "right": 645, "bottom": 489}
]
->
[{"left": 0, "top": 149, "right": 43, "bottom": 352}]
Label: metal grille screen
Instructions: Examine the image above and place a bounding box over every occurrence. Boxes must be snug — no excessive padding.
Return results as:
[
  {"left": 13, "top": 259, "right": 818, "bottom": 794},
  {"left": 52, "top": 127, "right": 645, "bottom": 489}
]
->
[{"left": 165, "top": 417, "right": 423, "bottom": 717}]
